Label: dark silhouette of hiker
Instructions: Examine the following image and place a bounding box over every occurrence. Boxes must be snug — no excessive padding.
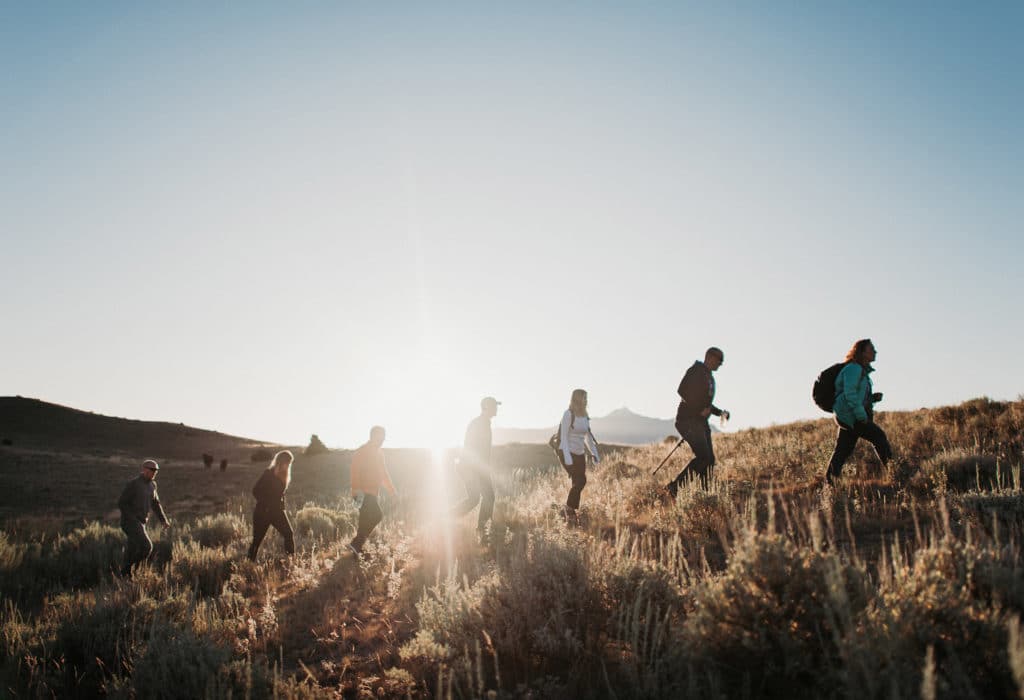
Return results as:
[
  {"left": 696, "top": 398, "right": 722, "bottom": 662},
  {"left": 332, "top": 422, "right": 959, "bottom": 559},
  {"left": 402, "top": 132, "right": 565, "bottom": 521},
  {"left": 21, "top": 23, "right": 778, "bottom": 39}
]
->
[
  {"left": 202, "top": 453, "right": 214, "bottom": 469},
  {"left": 666, "top": 347, "right": 730, "bottom": 496},
  {"left": 348, "top": 426, "right": 396, "bottom": 556},
  {"left": 452, "top": 396, "right": 500, "bottom": 542},
  {"left": 247, "top": 450, "right": 296, "bottom": 561},
  {"left": 219, "top": 458, "right": 228, "bottom": 472},
  {"left": 117, "top": 460, "right": 171, "bottom": 577},
  {"left": 559, "top": 389, "right": 600, "bottom": 526},
  {"left": 825, "top": 339, "right": 892, "bottom": 484}
]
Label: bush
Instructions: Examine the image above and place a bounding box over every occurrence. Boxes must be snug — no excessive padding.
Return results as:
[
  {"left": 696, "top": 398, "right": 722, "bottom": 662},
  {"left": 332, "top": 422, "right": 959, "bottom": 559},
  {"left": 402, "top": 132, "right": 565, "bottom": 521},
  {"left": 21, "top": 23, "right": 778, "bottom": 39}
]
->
[
  {"left": 189, "top": 513, "right": 247, "bottom": 549},
  {"left": 129, "top": 622, "right": 231, "bottom": 700},
  {"left": 294, "top": 504, "right": 354, "bottom": 542},
  {"left": 170, "top": 540, "right": 235, "bottom": 597}
]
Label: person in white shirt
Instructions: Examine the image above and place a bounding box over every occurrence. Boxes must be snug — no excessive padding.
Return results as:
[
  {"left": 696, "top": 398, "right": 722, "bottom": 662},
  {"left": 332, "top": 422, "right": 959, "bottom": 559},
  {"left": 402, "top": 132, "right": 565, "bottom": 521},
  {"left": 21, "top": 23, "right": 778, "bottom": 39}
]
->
[{"left": 559, "top": 388, "right": 600, "bottom": 526}]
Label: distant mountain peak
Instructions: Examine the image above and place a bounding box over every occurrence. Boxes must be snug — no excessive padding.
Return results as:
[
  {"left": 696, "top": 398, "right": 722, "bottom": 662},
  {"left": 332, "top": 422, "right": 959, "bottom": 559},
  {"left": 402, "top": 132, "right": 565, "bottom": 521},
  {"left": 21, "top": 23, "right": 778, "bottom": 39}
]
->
[{"left": 606, "top": 407, "right": 636, "bottom": 418}]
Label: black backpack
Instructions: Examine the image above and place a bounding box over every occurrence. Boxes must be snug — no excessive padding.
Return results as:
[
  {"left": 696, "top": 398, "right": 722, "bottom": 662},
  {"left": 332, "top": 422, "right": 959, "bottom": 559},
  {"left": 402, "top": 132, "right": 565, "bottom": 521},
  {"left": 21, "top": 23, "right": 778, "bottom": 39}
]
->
[{"left": 812, "top": 363, "right": 845, "bottom": 413}]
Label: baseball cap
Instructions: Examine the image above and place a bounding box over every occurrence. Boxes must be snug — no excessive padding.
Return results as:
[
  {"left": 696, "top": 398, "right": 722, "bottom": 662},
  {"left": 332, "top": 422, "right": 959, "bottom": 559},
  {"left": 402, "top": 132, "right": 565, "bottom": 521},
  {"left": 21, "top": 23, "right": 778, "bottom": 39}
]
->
[{"left": 481, "top": 396, "right": 501, "bottom": 409}]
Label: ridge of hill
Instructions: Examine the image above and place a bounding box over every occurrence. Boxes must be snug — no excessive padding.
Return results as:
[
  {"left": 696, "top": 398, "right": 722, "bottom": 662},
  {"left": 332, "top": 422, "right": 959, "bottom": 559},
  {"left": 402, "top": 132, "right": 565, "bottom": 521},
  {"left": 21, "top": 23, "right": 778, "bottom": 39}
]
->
[{"left": 0, "top": 396, "right": 271, "bottom": 457}]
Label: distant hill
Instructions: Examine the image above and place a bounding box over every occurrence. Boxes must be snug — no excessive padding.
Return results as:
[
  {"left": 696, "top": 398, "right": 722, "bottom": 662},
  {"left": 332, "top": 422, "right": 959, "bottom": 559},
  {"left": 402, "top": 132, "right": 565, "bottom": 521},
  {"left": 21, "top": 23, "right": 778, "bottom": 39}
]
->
[
  {"left": 0, "top": 396, "right": 270, "bottom": 457},
  {"left": 493, "top": 407, "right": 718, "bottom": 446}
]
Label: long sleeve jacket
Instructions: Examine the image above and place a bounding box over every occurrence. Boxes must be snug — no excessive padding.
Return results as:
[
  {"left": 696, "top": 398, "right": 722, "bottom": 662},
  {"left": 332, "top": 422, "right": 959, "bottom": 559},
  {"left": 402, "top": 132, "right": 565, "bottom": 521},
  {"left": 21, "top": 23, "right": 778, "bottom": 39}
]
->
[
  {"left": 252, "top": 469, "right": 288, "bottom": 512},
  {"left": 675, "top": 361, "right": 722, "bottom": 420},
  {"left": 833, "top": 362, "right": 876, "bottom": 426},
  {"left": 559, "top": 410, "right": 600, "bottom": 465},
  {"left": 117, "top": 476, "right": 169, "bottom": 525}
]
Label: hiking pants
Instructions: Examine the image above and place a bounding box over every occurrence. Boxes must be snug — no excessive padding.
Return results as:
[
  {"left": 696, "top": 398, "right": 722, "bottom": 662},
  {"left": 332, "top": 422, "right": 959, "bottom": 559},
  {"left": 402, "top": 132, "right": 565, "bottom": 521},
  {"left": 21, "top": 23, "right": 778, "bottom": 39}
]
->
[
  {"left": 669, "top": 417, "right": 716, "bottom": 491},
  {"left": 563, "top": 453, "right": 587, "bottom": 510},
  {"left": 827, "top": 419, "right": 892, "bottom": 480},
  {"left": 248, "top": 506, "right": 295, "bottom": 561},
  {"left": 351, "top": 494, "right": 383, "bottom": 551},
  {"left": 121, "top": 516, "right": 153, "bottom": 577},
  {"left": 452, "top": 463, "right": 495, "bottom": 532}
]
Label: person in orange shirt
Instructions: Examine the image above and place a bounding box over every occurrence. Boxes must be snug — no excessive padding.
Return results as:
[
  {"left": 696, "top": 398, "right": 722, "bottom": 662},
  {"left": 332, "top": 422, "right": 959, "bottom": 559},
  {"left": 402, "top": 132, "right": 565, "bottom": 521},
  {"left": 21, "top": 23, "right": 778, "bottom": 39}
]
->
[{"left": 347, "top": 425, "right": 396, "bottom": 556}]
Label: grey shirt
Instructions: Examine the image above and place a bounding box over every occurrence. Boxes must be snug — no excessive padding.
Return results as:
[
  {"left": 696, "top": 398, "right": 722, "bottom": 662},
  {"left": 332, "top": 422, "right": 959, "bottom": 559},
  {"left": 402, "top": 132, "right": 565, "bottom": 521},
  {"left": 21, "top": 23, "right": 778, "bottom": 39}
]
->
[{"left": 118, "top": 475, "right": 169, "bottom": 525}]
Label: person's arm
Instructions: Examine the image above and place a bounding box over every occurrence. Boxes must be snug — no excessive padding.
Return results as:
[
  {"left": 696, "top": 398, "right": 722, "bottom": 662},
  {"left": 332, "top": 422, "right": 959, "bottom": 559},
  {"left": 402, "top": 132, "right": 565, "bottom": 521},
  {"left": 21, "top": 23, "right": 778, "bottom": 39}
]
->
[
  {"left": 560, "top": 410, "right": 573, "bottom": 465},
  {"left": 709, "top": 404, "right": 722, "bottom": 417},
  {"left": 840, "top": 364, "right": 868, "bottom": 423},
  {"left": 151, "top": 487, "right": 170, "bottom": 526}
]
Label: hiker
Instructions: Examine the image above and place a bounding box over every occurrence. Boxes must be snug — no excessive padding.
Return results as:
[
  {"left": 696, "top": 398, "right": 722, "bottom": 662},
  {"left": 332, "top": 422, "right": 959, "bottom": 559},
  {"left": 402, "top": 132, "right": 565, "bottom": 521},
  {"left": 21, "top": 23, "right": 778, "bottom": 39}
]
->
[
  {"left": 559, "top": 389, "right": 600, "bottom": 525},
  {"left": 247, "top": 449, "right": 296, "bottom": 561},
  {"left": 348, "top": 426, "right": 396, "bottom": 556},
  {"left": 825, "top": 338, "right": 892, "bottom": 484},
  {"left": 117, "top": 459, "right": 171, "bottom": 577},
  {"left": 666, "top": 347, "right": 730, "bottom": 496},
  {"left": 452, "top": 396, "right": 500, "bottom": 542}
]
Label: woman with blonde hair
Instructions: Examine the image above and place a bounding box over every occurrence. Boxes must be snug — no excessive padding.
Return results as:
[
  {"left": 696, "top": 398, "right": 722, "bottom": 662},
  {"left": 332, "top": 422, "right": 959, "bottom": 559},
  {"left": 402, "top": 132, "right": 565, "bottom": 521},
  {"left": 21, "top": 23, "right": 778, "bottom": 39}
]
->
[
  {"left": 247, "top": 449, "right": 296, "bottom": 561},
  {"left": 558, "top": 389, "right": 600, "bottom": 525},
  {"left": 825, "top": 339, "right": 892, "bottom": 484}
]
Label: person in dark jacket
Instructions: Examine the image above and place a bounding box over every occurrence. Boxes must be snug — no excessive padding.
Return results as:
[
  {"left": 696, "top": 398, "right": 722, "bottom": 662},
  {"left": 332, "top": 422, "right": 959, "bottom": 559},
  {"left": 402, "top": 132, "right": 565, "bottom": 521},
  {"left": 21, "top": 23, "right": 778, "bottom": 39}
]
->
[
  {"left": 825, "top": 338, "right": 892, "bottom": 484},
  {"left": 117, "top": 459, "right": 171, "bottom": 577},
  {"left": 247, "top": 450, "right": 296, "bottom": 561},
  {"left": 452, "top": 396, "right": 500, "bottom": 542},
  {"left": 666, "top": 347, "right": 730, "bottom": 496}
]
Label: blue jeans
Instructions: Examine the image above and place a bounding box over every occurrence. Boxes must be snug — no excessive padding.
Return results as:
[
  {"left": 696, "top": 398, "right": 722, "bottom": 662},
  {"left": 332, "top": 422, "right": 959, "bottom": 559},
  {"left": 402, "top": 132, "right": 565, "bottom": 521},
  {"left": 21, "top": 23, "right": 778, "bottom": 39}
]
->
[{"left": 668, "top": 417, "right": 715, "bottom": 492}]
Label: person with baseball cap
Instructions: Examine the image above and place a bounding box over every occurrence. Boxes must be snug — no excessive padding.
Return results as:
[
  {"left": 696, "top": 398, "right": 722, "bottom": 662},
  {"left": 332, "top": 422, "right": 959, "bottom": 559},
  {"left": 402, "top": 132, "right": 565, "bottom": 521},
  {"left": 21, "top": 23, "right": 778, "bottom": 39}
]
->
[
  {"left": 452, "top": 396, "right": 500, "bottom": 543},
  {"left": 666, "top": 346, "right": 730, "bottom": 496},
  {"left": 117, "top": 459, "right": 171, "bottom": 577}
]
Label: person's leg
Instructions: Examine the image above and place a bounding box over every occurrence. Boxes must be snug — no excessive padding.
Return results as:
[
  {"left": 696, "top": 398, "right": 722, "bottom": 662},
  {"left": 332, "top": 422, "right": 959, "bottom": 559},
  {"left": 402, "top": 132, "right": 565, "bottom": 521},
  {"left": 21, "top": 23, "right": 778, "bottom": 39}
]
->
[
  {"left": 451, "top": 462, "right": 482, "bottom": 517},
  {"left": 689, "top": 423, "right": 717, "bottom": 489},
  {"left": 565, "top": 453, "right": 587, "bottom": 510},
  {"left": 121, "top": 519, "right": 152, "bottom": 576},
  {"left": 826, "top": 423, "right": 859, "bottom": 482},
  {"left": 248, "top": 509, "right": 271, "bottom": 561},
  {"left": 668, "top": 419, "right": 713, "bottom": 495},
  {"left": 477, "top": 470, "right": 495, "bottom": 533},
  {"left": 351, "top": 494, "right": 382, "bottom": 551},
  {"left": 269, "top": 508, "right": 295, "bottom": 555},
  {"left": 857, "top": 421, "right": 893, "bottom": 466}
]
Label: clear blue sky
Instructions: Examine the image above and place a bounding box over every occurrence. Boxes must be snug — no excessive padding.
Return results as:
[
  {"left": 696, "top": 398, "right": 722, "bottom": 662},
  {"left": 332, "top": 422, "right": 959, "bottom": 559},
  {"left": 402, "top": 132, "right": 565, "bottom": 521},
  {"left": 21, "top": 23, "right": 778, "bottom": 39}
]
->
[{"left": 2, "top": 2, "right": 1021, "bottom": 447}]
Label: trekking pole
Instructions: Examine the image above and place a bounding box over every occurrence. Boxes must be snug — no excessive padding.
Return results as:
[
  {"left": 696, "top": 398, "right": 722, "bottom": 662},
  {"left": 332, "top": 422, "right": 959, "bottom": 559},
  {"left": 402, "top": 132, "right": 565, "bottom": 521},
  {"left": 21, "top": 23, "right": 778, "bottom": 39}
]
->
[{"left": 651, "top": 438, "right": 684, "bottom": 476}]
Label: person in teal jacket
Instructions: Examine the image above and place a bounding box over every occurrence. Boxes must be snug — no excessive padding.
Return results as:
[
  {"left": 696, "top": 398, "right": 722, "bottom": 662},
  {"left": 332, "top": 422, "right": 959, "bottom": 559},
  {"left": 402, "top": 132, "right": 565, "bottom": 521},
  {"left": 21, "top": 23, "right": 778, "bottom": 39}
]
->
[{"left": 826, "top": 338, "right": 892, "bottom": 484}]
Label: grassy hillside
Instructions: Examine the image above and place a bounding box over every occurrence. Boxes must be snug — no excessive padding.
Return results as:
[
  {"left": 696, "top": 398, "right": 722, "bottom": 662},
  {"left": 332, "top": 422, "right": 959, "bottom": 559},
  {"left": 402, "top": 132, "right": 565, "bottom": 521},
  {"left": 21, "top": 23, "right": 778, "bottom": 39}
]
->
[{"left": 2, "top": 397, "right": 1023, "bottom": 698}]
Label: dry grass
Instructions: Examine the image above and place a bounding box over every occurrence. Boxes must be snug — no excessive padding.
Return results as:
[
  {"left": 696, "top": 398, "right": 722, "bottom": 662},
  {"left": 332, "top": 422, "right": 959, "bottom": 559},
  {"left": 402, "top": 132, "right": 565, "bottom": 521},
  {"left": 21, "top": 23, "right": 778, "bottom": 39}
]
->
[{"left": 2, "top": 398, "right": 1024, "bottom": 697}]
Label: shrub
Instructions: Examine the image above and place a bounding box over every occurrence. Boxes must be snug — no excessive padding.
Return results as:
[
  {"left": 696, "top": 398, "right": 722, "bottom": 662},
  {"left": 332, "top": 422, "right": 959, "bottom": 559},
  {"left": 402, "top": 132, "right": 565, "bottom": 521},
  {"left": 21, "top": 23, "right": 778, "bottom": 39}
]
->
[
  {"left": 30, "top": 522, "right": 124, "bottom": 592},
  {"left": 170, "top": 540, "right": 235, "bottom": 597},
  {"left": 189, "top": 513, "right": 247, "bottom": 549},
  {"left": 294, "top": 504, "right": 354, "bottom": 542},
  {"left": 129, "top": 621, "right": 231, "bottom": 700}
]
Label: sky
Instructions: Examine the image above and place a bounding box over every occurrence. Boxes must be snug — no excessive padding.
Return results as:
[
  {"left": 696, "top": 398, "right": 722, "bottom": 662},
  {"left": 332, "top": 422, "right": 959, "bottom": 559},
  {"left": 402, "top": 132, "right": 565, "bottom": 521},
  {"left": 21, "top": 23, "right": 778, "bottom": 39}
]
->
[{"left": 2, "top": 2, "right": 1021, "bottom": 448}]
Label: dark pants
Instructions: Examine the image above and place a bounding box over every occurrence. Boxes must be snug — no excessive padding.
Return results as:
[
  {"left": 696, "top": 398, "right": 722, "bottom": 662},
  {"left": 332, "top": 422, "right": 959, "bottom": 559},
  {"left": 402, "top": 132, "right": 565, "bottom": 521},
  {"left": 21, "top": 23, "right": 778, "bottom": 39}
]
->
[
  {"left": 351, "top": 493, "right": 382, "bottom": 551},
  {"left": 668, "top": 417, "right": 716, "bottom": 493},
  {"left": 248, "top": 506, "right": 295, "bottom": 561},
  {"left": 452, "top": 463, "right": 495, "bottom": 532},
  {"left": 121, "top": 516, "right": 153, "bottom": 577},
  {"left": 826, "top": 420, "right": 892, "bottom": 481},
  {"left": 563, "top": 453, "right": 587, "bottom": 510}
]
